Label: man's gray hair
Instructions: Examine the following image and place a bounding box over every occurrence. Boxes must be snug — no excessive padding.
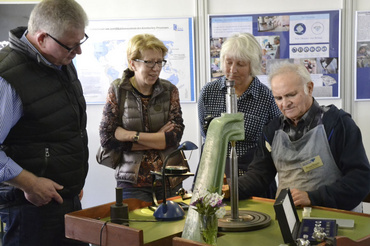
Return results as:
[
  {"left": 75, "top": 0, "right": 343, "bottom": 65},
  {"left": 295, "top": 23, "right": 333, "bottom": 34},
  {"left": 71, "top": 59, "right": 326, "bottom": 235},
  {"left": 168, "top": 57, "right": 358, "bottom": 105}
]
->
[
  {"left": 28, "top": 0, "right": 88, "bottom": 38},
  {"left": 268, "top": 62, "right": 312, "bottom": 94}
]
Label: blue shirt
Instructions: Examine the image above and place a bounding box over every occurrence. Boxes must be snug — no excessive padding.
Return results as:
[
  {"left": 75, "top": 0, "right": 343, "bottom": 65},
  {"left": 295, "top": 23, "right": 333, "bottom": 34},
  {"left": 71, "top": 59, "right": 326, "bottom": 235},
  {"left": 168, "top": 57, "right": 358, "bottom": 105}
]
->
[
  {"left": 0, "top": 78, "right": 23, "bottom": 182},
  {"left": 0, "top": 30, "right": 59, "bottom": 182}
]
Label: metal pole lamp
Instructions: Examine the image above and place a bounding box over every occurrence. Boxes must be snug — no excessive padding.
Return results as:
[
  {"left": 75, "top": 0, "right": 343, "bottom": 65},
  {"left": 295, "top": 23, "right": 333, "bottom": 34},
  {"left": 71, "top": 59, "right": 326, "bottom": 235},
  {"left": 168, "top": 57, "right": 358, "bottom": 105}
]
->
[{"left": 153, "top": 141, "right": 198, "bottom": 221}]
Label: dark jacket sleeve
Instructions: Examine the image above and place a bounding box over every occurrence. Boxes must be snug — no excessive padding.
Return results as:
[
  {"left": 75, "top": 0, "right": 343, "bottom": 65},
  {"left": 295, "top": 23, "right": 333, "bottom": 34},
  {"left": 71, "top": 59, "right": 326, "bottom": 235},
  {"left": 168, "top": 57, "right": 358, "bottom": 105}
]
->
[
  {"left": 308, "top": 108, "right": 370, "bottom": 210},
  {"left": 165, "top": 85, "right": 184, "bottom": 148},
  {"left": 238, "top": 119, "right": 278, "bottom": 200},
  {"left": 198, "top": 85, "right": 207, "bottom": 138}
]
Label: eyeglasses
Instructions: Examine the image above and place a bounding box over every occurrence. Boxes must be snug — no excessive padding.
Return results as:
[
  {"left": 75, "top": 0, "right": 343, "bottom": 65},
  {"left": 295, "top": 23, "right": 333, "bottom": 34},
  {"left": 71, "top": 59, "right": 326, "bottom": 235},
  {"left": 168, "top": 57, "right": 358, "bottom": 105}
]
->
[
  {"left": 47, "top": 33, "right": 89, "bottom": 53},
  {"left": 135, "top": 59, "right": 167, "bottom": 68}
]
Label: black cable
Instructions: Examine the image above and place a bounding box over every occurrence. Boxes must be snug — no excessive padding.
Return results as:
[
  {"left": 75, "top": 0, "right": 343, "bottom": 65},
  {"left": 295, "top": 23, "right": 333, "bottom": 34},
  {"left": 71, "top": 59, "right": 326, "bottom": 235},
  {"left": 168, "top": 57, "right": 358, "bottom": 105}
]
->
[
  {"left": 99, "top": 220, "right": 109, "bottom": 246},
  {"left": 99, "top": 218, "right": 162, "bottom": 246}
]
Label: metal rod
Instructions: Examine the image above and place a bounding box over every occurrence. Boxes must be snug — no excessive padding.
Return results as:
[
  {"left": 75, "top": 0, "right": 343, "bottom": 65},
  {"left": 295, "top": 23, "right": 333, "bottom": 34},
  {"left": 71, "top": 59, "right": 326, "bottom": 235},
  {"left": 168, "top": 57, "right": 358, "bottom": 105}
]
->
[
  {"left": 226, "top": 80, "right": 237, "bottom": 114},
  {"left": 230, "top": 141, "right": 239, "bottom": 220},
  {"left": 225, "top": 80, "right": 240, "bottom": 220}
]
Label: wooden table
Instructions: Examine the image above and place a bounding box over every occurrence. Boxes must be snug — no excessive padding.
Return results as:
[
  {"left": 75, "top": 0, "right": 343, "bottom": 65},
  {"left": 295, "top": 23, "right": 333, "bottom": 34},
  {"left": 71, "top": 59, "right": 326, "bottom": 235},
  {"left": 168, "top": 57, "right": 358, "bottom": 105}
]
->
[{"left": 65, "top": 197, "right": 370, "bottom": 246}]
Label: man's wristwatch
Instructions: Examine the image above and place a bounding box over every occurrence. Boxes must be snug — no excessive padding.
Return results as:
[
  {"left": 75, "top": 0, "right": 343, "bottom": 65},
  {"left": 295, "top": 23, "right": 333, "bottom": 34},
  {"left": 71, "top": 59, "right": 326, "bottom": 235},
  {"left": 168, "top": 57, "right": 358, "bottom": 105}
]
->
[{"left": 133, "top": 131, "right": 140, "bottom": 142}]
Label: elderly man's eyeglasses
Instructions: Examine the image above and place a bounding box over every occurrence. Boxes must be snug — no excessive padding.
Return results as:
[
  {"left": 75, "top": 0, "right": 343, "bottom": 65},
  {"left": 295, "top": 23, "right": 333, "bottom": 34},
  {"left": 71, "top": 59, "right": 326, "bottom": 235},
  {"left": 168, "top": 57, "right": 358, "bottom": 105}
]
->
[
  {"left": 46, "top": 33, "right": 89, "bottom": 53},
  {"left": 135, "top": 59, "right": 167, "bottom": 68}
]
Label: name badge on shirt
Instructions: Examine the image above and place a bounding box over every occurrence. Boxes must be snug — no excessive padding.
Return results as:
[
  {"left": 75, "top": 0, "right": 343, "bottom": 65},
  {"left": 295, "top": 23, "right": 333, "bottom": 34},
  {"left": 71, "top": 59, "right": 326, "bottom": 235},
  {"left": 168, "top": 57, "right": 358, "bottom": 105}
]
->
[{"left": 301, "top": 155, "right": 324, "bottom": 172}]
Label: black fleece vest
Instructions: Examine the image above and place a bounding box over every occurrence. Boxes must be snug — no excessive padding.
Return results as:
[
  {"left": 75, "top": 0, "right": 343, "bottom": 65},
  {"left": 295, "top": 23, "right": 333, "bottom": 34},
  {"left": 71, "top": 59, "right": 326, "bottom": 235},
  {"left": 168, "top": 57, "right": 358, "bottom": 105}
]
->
[{"left": 0, "top": 46, "right": 88, "bottom": 198}]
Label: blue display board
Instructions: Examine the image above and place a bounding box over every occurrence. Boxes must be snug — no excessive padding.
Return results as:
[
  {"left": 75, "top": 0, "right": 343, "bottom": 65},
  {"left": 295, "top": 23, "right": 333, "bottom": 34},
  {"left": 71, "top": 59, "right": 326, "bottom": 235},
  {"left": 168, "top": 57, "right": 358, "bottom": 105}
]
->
[
  {"left": 209, "top": 10, "right": 341, "bottom": 99},
  {"left": 355, "top": 11, "right": 370, "bottom": 101}
]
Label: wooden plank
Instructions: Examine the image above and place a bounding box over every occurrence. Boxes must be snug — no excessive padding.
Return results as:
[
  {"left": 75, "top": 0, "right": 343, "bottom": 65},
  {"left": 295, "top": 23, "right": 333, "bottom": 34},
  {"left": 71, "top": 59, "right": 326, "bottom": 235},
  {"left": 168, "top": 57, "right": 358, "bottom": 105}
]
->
[
  {"left": 65, "top": 214, "right": 143, "bottom": 246},
  {"left": 336, "top": 235, "right": 370, "bottom": 246},
  {"left": 65, "top": 198, "right": 152, "bottom": 246},
  {"left": 318, "top": 235, "right": 370, "bottom": 246},
  {"left": 173, "top": 237, "right": 209, "bottom": 246}
]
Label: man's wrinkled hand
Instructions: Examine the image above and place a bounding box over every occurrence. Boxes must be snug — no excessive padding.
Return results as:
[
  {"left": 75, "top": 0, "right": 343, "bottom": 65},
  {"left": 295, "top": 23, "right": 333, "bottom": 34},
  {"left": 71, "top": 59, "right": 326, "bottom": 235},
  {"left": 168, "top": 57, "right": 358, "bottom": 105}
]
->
[
  {"left": 24, "top": 177, "right": 64, "bottom": 206},
  {"left": 291, "top": 188, "right": 311, "bottom": 207}
]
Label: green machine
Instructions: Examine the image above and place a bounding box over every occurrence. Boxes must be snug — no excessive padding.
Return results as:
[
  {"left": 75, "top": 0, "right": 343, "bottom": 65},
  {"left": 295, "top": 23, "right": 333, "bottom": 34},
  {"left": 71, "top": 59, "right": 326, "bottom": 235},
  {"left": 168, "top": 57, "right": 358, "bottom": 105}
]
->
[{"left": 182, "top": 80, "right": 271, "bottom": 242}]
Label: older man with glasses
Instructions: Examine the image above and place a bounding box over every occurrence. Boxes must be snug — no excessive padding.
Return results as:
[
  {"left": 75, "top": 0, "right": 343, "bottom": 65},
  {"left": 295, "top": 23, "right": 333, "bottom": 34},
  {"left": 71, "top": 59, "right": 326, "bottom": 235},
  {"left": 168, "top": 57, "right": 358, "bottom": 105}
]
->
[
  {"left": 46, "top": 33, "right": 89, "bottom": 53},
  {"left": 0, "top": 0, "right": 89, "bottom": 245}
]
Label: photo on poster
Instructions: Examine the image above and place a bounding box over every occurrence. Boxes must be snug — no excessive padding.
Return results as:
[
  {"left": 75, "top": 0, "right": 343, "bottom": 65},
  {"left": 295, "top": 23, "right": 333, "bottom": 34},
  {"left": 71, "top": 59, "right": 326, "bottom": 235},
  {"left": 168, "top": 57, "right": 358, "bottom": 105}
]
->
[
  {"left": 299, "top": 58, "right": 337, "bottom": 98},
  {"left": 210, "top": 37, "right": 224, "bottom": 57},
  {"left": 257, "top": 15, "right": 290, "bottom": 32},
  {"left": 317, "top": 57, "right": 338, "bottom": 74},
  {"left": 255, "top": 35, "right": 282, "bottom": 74},
  {"left": 211, "top": 57, "right": 222, "bottom": 79},
  {"left": 356, "top": 42, "right": 370, "bottom": 68}
]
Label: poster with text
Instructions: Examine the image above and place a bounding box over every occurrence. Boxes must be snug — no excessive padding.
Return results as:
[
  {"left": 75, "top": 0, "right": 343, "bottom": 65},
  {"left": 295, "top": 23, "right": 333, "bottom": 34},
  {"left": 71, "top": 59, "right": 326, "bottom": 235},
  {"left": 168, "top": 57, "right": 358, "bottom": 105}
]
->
[
  {"left": 75, "top": 17, "right": 195, "bottom": 104},
  {"left": 209, "top": 10, "right": 340, "bottom": 99}
]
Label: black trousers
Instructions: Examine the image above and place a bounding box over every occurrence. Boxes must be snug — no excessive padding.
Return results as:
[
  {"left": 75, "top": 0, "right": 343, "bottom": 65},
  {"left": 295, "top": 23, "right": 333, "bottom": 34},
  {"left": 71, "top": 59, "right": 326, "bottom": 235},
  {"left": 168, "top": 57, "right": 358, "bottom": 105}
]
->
[{"left": 0, "top": 190, "right": 88, "bottom": 246}]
